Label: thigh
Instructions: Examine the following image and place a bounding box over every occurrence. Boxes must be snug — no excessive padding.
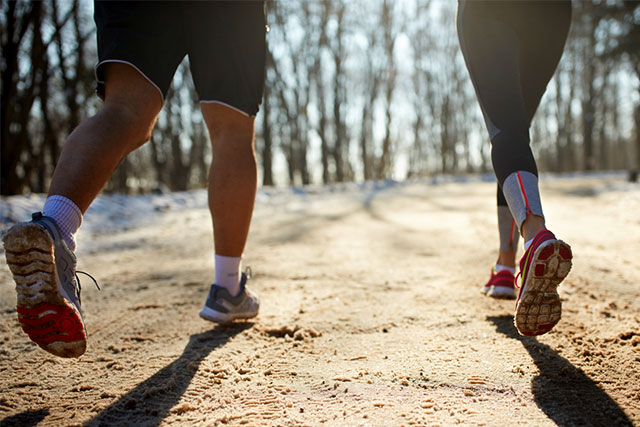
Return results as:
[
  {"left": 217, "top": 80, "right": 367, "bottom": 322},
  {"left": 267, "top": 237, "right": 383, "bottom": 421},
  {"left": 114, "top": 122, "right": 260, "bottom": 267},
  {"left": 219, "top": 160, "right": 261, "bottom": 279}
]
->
[
  {"left": 187, "top": 1, "right": 266, "bottom": 116},
  {"left": 94, "top": 1, "right": 186, "bottom": 101},
  {"left": 457, "top": 0, "right": 529, "bottom": 139},
  {"left": 516, "top": 1, "right": 572, "bottom": 124}
]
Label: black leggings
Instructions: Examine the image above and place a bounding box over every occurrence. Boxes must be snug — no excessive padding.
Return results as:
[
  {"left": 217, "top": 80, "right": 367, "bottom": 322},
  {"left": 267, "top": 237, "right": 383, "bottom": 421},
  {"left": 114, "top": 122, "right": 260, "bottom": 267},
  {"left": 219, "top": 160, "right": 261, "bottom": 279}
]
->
[{"left": 456, "top": 0, "right": 571, "bottom": 206}]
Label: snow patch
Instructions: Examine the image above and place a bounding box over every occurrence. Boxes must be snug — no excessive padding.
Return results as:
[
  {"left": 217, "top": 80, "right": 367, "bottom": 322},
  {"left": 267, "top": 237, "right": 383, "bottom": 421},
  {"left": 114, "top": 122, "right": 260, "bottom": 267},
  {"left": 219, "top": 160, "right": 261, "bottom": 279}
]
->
[{"left": 1, "top": 171, "right": 637, "bottom": 240}]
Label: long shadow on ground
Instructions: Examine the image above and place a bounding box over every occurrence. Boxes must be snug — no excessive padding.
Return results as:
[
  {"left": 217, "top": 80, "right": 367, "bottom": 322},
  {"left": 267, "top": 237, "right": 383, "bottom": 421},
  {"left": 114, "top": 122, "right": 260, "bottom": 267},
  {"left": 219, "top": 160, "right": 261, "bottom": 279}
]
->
[
  {"left": 488, "top": 315, "right": 632, "bottom": 427},
  {"left": 0, "top": 409, "right": 49, "bottom": 427},
  {"left": 85, "top": 323, "right": 253, "bottom": 427}
]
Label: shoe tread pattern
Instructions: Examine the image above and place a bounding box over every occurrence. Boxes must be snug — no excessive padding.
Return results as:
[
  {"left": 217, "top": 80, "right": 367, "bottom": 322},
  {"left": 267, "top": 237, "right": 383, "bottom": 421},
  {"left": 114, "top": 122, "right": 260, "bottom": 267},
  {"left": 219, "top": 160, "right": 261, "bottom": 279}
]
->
[
  {"left": 515, "top": 239, "right": 572, "bottom": 336},
  {"left": 3, "top": 223, "right": 86, "bottom": 358}
]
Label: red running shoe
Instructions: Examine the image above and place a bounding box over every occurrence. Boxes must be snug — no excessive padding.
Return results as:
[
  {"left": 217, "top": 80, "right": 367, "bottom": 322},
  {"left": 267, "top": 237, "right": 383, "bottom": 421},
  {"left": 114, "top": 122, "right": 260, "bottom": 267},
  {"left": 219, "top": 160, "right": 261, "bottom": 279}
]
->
[
  {"left": 482, "top": 267, "right": 516, "bottom": 300},
  {"left": 514, "top": 229, "right": 572, "bottom": 336}
]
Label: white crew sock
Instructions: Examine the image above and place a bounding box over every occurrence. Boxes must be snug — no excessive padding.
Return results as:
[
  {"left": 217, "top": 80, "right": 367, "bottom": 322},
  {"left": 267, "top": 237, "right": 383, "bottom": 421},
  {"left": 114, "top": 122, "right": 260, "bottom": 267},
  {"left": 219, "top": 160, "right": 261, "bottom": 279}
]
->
[
  {"left": 524, "top": 238, "right": 534, "bottom": 251},
  {"left": 214, "top": 254, "right": 242, "bottom": 296},
  {"left": 495, "top": 264, "right": 516, "bottom": 274},
  {"left": 42, "top": 195, "right": 83, "bottom": 252}
]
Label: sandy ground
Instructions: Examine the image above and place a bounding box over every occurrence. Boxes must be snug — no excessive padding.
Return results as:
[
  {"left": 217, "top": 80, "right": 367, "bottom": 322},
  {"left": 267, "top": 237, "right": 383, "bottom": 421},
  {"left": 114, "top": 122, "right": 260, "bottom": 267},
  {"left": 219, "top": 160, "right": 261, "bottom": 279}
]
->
[{"left": 0, "top": 175, "right": 639, "bottom": 427}]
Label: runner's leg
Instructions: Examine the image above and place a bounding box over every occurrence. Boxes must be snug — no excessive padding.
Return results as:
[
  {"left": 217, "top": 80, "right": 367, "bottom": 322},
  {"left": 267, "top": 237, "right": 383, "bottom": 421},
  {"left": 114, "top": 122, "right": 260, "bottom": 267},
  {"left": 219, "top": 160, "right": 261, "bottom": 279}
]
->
[
  {"left": 2, "top": 63, "right": 163, "bottom": 357},
  {"left": 457, "top": 1, "right": 556, "bottom": 241},
  {"left": 48, "top": 63, "right": 163, "bottom": 213},
  {"left": 496, "top": 186, "right": 519, "bottom": 268},
  {"left": 201, "top": 103, "right": 257, "bottom": 260},
  {"left": 517, "top": 2, "right": 571, "bottom": 242},
  {"left": 189, "top": 0, "right": 265, "bottom": 298},
  {"left": 458, "top": 0, "right": 573, "bottom": 334}
]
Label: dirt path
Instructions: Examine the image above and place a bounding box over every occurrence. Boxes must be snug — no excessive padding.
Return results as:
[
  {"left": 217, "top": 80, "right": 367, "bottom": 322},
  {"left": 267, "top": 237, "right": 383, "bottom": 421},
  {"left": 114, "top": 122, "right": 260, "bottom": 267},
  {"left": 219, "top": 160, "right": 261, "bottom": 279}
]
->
[{"left": 1, "top": 176, "right": 639, "bottom": 426}]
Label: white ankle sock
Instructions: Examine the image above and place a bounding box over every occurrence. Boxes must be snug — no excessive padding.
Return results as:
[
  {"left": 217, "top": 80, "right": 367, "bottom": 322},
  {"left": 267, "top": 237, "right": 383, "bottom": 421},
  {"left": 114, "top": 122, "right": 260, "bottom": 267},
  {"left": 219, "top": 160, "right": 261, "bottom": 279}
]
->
[
  {"left": 524, "top": 238, "right": 534, "bottom": 251},
  {"left": 214, "top": 254, "right": 242, "bottom": 296},
  {"left": 42, "top": 195, "right": 83, "bottom": 252},
  {"left": 495, "top": 264, "right": 516, "bottom": 274}
]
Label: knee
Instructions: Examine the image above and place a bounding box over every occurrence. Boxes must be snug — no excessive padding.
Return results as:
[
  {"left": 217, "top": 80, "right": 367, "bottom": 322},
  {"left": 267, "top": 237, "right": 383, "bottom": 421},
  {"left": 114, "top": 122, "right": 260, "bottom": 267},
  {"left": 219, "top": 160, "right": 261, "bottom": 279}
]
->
[
  {"left": 490, "top": 129, "right": 537, "bottom": 183},
  {"left": 124, "top": 105, "right": 158, "bottom": 145},
  {"left": 214, "top": 122, "right": 255, "bottom": 152},
  {"left": 213, "top": 120, "right": 254, "bottom": 147},
  {"left": 490, "top": 127, "right": 530, "bottom": 151},
  {"left": 103, "top": 101, "right": 160, "bottom": 150},
  {"left": 101, "top": 62, "right": 163, "bottom": 149},
  {"left": 203, "top": 104, "right": 255, "bottom": 151}
]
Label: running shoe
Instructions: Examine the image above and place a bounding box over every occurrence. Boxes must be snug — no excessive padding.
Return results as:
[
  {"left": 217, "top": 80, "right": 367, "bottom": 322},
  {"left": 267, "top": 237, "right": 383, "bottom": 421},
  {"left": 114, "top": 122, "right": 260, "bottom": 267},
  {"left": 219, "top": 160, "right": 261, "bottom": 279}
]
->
[
  {"left": 482, "top": 266, "right": 516, "bottom": 299},
  {"left": 199, "top": 271, "right": 259, "bottom": 323},
  {"left": 3, "top": 213, "right": 93, "bottom": 358},
  {"left": 514, "top": 229, "right": 572, "bottom": 336}
]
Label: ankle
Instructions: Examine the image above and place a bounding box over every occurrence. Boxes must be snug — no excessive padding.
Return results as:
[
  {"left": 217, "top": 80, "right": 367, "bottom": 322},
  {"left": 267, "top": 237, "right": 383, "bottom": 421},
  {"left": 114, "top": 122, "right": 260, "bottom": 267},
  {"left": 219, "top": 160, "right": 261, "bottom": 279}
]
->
[
  {"left": 495, "top": 264, "right": 516, "bottom": 275},
  {"left": 521, "top": 214, "right": 545, "bottom": 242},
  {"left": 42, "top": 195, "right": 83, "bottom": 252},
  {"left": 496, "top": 252, "right": 516, "bottom": 269},
  {"left": 214, "top": 254, "right": 242, "bottom": 296}
]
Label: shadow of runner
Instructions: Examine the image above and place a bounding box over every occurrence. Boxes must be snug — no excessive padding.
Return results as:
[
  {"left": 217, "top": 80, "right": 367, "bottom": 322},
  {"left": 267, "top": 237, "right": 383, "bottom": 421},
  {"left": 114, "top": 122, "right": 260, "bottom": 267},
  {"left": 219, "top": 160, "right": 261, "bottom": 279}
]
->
[
  {"left": 0, "top": 409, "right": 49, "bottom": 427},
  {"left": 85, "top": 323, "right": 253, "bottom": 427},
  {"left": 487, "top": 315, "right": 632, "bottom": 427}
]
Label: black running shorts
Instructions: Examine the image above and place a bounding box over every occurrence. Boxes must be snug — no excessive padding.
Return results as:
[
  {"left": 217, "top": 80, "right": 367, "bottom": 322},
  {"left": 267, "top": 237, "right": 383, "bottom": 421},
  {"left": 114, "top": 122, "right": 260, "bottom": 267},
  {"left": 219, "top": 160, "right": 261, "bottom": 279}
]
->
[{"left": 94, "top": 1, "right": 266, "bottom": 116}]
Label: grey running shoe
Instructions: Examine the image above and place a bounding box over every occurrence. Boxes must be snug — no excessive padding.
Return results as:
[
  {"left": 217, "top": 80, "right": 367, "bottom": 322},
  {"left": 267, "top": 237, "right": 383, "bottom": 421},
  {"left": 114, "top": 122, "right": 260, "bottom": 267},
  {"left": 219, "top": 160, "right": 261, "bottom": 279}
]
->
[
  {"left": 199, "top": 272, "right": 259, "bottom": 323},
  {"left": 3, "top": 212, "right": 91, "bottom": 357}
]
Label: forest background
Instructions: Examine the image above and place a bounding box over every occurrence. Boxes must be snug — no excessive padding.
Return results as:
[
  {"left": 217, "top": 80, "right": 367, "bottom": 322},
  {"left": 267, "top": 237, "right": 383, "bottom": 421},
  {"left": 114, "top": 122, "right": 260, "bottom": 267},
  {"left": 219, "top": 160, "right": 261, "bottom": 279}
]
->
[{"left": 2, "top": 0, "right": 639, "bottom": 195}]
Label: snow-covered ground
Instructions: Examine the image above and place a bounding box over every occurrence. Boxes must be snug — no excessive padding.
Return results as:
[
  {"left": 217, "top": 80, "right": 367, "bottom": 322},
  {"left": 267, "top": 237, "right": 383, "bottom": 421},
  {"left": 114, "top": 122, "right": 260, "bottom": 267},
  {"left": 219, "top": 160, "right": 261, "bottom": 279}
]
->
[{"left": 1, "top": 171, "right": 636, "bottom": 239}]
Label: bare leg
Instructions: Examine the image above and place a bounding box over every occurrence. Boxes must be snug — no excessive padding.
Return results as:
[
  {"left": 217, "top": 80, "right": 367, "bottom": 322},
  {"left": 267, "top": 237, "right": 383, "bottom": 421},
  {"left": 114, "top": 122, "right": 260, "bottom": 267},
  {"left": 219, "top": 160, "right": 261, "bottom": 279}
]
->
[
  {"left": 521, "top": 214, "right": 546, "bottom": 243},
  {"left": 201, "top": 103, "right": 257, "bottom": 257},
  {"left": 48, "top": 63, "right": 163, "bottom": 212},
  {"left": 497, "top": 248, "right": 516, "bottom": 269},
  {"left": 2, "top": 63, "right": 164, "bottom": 358}
]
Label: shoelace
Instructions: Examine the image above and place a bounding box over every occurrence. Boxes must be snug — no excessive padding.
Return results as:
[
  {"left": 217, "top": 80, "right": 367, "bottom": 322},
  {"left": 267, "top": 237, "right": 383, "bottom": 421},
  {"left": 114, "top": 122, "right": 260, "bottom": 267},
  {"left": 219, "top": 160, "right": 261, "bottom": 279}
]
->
[
  {"left": 76, "top": 270, "right": 101, "bottom": 291},
  {"left": 73, "top": 270, "right": 100, "bottom": 308},
  {"left": 514, "top": 271, "right": 522, "bottom": 289}
]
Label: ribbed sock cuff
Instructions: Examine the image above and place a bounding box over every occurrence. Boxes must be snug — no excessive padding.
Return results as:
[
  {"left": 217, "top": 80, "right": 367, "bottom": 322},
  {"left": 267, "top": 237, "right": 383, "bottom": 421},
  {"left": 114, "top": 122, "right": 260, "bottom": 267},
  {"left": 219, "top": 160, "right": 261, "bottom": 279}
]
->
[
  {"left": 214, "top": 254, "right": 242, "bottom": 296},
  {"left": 43, "top": 195, "right": 83, "bottom": 251}
]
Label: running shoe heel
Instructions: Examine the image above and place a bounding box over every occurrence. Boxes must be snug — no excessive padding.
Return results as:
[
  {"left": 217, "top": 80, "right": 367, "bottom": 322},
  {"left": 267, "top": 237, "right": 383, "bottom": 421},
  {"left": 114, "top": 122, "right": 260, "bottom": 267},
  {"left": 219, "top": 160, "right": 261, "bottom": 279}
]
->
[
  {"left": 483, "top": 268, "right": 516, "bottom": 300},
  {"left": 487, "top": 285, "right": 516, "bottom": 299},
  {"left": 515, "top": 233, "right": 572, "bottom": 336},
  {"left": 199, "top": 273, "right": 259, "bottom": 324},
  {"left": 3, "top": 221, "right": 87, "bottom": 358}
]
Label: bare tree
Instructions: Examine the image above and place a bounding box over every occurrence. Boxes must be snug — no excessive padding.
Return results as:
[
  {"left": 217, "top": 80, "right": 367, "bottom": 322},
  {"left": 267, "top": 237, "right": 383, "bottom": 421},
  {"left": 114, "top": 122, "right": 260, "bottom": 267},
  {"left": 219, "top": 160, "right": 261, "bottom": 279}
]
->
[
  {"left": 329, "top": 1, "right": 349, "bottom": 182},
  {"left": 260, "top": 23, "right": 275, "bottom": 187},
  {"left": 3, "top": 0, "right": 640, "bottom": 195},
  {"left": 1, "top": 1, "right": 45, "bottom": 194},
  {"left": 1, "top": 0, "right": 95, "bottom": 195},
  {"left": 601, "top": 0, "right": 640, "bottom": 170},
  {"left": 356, "top": 3, "right": 383, "bottom": 181},
  {"left": 376, "top": 0, "right": 400, "bottom": 179}
]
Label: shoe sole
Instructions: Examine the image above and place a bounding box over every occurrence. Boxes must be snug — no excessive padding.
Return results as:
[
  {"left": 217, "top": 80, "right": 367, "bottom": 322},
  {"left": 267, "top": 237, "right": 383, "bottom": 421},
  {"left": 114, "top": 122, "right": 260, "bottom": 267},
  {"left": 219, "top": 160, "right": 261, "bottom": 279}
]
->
[
  {"left": 486, "top": 285, "right": 516, "bottom": 300},
  {"left": 514, "top": 239, "right": 572, "bottom": 336},
  {"left": 199, "top": 306, "right": 258, "bottom": 324},
  {"left": 3, "top": 223, "right": 87, "bottom": 358}
]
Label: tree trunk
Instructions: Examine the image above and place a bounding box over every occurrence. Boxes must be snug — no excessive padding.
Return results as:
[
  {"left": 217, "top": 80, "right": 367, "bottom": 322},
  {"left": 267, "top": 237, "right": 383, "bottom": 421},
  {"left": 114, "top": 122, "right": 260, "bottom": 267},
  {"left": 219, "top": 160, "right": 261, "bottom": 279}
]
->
[
  {"left": 1, "top": 1, "right": 43, "bottom": 195},
  {"left": 261, "top": 81, "right": 274, "bottom": 186},
  {"left": 377, "top": 92, "right": 394, "bottom": 179},
  {"left": 360, "top": 104, "right": 372, "bottom": 181}
]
